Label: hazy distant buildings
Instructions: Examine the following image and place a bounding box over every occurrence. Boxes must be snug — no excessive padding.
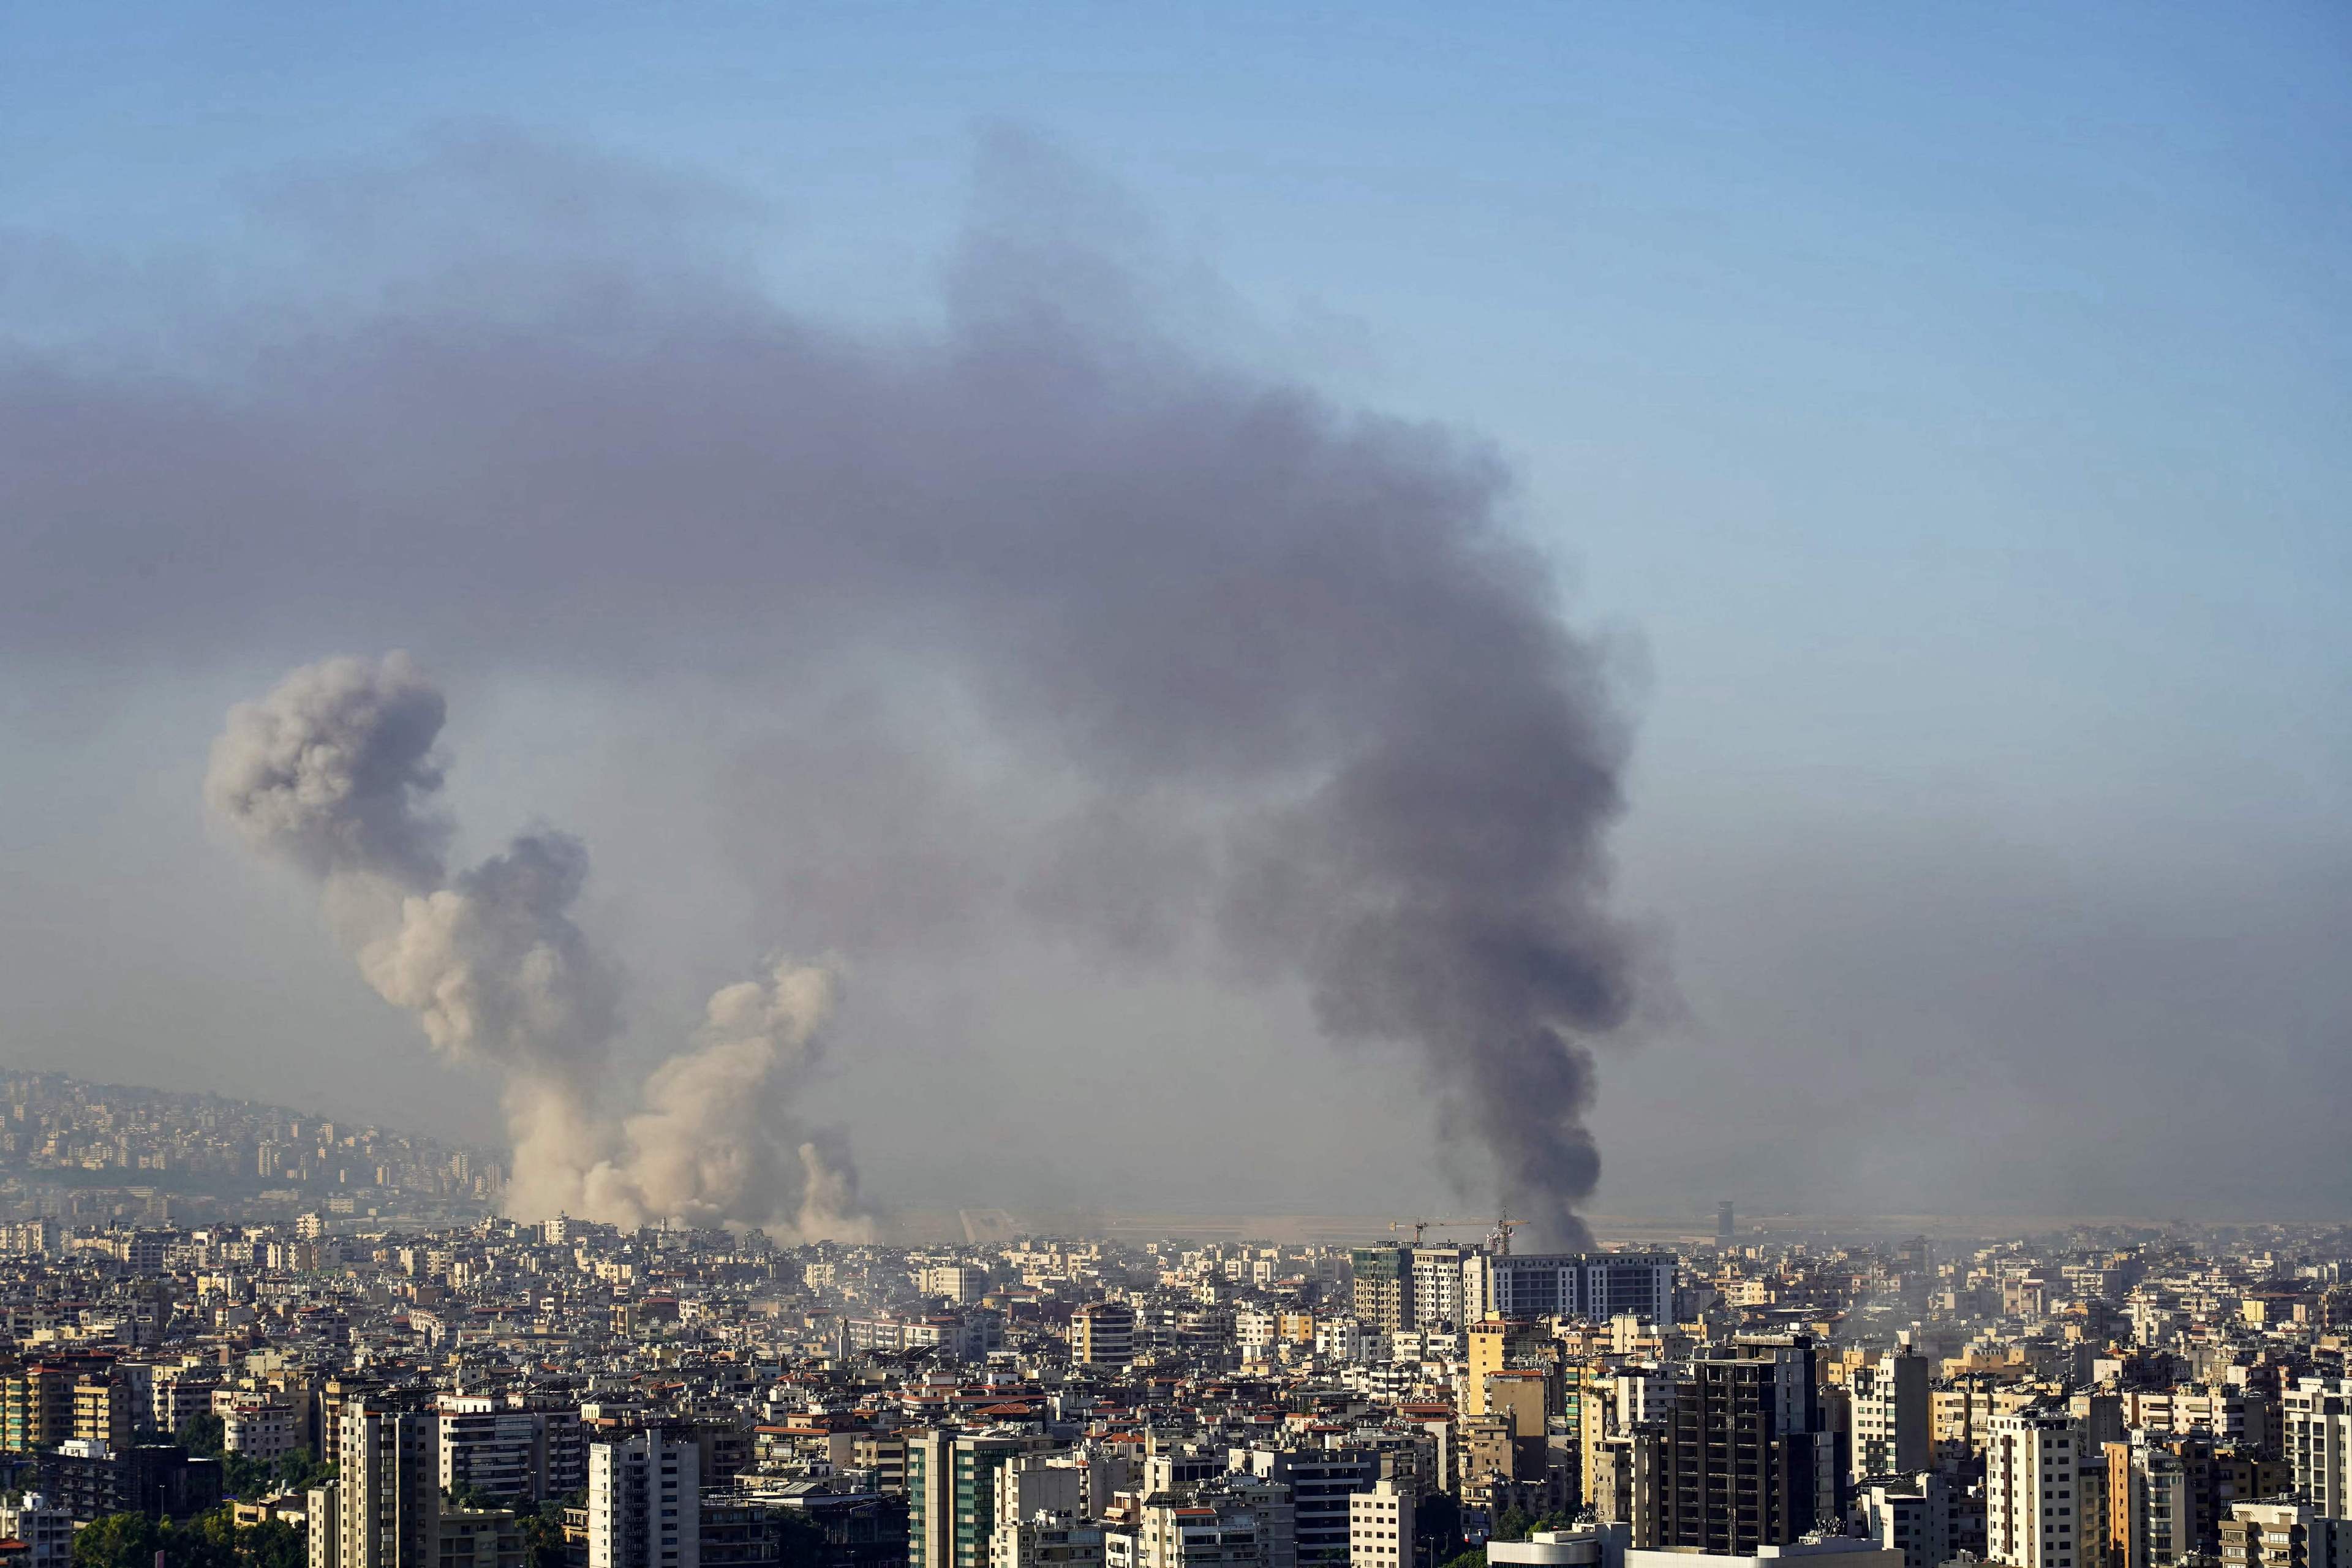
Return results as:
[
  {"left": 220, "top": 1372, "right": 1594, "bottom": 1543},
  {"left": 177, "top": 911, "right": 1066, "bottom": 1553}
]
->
[{"left": 919, "top": 1265, "right": 990, "bottom": 1305}]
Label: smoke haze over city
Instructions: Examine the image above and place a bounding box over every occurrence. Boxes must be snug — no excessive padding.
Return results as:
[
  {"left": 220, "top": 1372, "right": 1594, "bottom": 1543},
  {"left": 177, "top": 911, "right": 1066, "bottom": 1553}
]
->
[{"left": 2, "top": 6, "right": 2349, "bottom": 1227}]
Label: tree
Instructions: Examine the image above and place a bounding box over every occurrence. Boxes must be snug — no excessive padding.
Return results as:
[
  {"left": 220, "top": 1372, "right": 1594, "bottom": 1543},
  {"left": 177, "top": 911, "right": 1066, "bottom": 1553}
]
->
[
  {"left": 1439, "top": 1551, "right": 1487, "bottom": 1568},
  {"left": 222, "top": 1453, "right": 272, "bottom": 1499},
  {"left": 274, "top": 1453, "right": 333, "bottom": 1494},
  {"left": 178, "top": 1414, "right": 226, "bottom": 1460},
  {"left": 69, "top": 1510, "right": 241, "bottom": 1568},
  {"left": 243, "top": 1518, "right": 304, "bottom": 1568},
  {"left": 175, "top": 1509, "right": 243, "bottom": 1568},
  {"left": 521, "top": 1502, "right": 571, "bottom": 1568},
  {"left": 70, "top": 1511, "right": 162, "bottom": 1568}
]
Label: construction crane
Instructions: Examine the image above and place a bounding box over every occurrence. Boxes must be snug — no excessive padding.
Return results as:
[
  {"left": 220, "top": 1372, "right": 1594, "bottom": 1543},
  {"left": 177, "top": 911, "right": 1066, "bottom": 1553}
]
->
[{"left": 1389, "top": 1213, "right": 1523, "bottom": 1255}]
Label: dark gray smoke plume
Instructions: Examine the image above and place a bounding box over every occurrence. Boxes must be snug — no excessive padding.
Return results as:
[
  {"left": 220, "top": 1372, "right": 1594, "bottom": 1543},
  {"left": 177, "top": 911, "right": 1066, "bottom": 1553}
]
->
[{"left": 9, "top": 130, "right": 1640, "bottom": 1246}]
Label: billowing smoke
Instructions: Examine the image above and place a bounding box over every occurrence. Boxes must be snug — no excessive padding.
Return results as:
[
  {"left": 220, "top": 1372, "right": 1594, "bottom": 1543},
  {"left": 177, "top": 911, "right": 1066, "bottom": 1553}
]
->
[
  {"left": 17, "top": 132, "right": 1642, "bottom": 1245},
  {"left": 584, "top": 958, "right": 870, "bottom": 1240},
  {"left": 204, "top": 652, "right": 869, "bottom": 1237}
]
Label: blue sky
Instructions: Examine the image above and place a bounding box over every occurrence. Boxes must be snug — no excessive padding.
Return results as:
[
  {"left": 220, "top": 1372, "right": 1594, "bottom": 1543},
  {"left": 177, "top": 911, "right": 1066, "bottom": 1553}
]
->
[{"left": 2, "top": 2, "right": 2347, "bottom": 1219}]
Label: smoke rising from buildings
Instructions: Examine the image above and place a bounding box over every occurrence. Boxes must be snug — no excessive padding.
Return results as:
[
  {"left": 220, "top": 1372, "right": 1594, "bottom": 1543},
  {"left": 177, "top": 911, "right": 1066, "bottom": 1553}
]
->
[
  {"left": 205, "top": 651, "right": 869, "bottom": 1236},
  {"left": 584, "top": 958, "right": 870, "bottom": 1240},
  {"left": 23, "top": 133, "right": 1640, "bottom": 1243}
]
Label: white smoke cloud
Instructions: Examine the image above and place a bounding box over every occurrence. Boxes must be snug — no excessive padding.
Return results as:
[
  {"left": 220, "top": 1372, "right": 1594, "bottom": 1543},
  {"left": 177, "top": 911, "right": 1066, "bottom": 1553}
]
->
[
  {"left": 581, "top": 958, "right": 872, "bottom": 1240},
  {"left": 206, "top": 652, "right": 869, "bottom": 1237}
]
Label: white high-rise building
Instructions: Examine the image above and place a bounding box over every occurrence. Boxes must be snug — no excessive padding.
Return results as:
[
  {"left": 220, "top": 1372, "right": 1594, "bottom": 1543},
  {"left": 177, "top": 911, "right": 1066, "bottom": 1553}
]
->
[
  {"left": 1858, "top": 1474, "right": 1952, "bottom": 1568},
  {"left": 2285, "top": 1379, "right": 2352, "bottom": 1515},
  {"left": 334, "top": 1398, "right": 442, "bottom": 1568},
  {"left": 1409, "top": 1247, "right": 1475, "bottom": 1330},
  {"left": 590, "top": 1431, "right": 701, "bottom": 1568},
  {"left": 440, "top": 1395, "right": 587, "bottom": 1504},
  {"left": 1851, "top": 1352, "right": 1932, "bottom": 1480},
  {"left": 1986, "top": 1411, "right": 2082, "bottom": 1568},
  {"left": 1314, "top": 1320, "right": 1364, "bottom": 1363},
  {"left": 308, "top": 1483, "right": 341, "bottom": 1568},
  {"left": 1348, "top": 1481, "right": 1414, "bottom": 1568}
]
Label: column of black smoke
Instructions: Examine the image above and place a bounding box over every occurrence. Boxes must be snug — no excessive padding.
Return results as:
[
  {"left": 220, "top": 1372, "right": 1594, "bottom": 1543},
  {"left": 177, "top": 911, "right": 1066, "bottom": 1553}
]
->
[
  {"left": 4, "top": 133, "right": 1642, "bottom": 1249},
  {"left": 203, "top": 651, "right": 872, "bottom": 1238}
]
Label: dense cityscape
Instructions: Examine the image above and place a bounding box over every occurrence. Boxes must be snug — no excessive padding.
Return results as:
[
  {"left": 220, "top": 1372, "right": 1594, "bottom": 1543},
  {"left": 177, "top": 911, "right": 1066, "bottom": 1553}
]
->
[
  {"left": 2, "top": 1076, "right": 2349, "bottom": 1568},
  {"left": 5, "top": 16, "right": 2343, "bottom": 1568}
]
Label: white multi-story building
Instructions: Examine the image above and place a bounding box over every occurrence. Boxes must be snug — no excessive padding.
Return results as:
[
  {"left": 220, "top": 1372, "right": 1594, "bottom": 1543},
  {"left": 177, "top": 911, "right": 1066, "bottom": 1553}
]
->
[
  {"left": 590, "top": 1431, "right": 701, "bottom": 1568},
  {"left": 2285, "top": 1379, "right": 2352, "bottom": 1516},
  {"left": 1851, "top": 1353, "right": 1931, "bottom": 1480},
  {"left": 993, "top": 1514, "right": 1106, "bottom": 1568},
  {"left": 2222, "top": 1500, "right": 2352, "bottom": 1568},
  {"left": 1314, "top": 1320, "right": 1364, "bottom": 1364},
  {"left": 0, "top": 1493, "right": 75, "bottom": 1568},
  {"left": 995, "top": 1458, "right": 1086, "bottom": 1534},
  {"left": 1410, "top": 1247, "right": 1476, "bottom": 1330},
  {"left": 1348, "top": 1481, "right": 1414, "bottom": 1568},
  {"left": 1461, "top": 1254, "right": 1676, "bottom": 1325},
  {"left": 225, "top": 1395, "right": 298, "bottom": 1461},
  {"left": 1612, "top": 1366, "right": 1675, "bottom": 1429},
  {"left": 1108, "top": 1482, "right": 1295, "bottom": 1568},
  {"left": 332, "top": 1398, "right": 442, "bottom": 1568},
  {"left": 919, "top": 1265, "right": 990, "bottom": 1305},
  {"left": 307, "top": 1483, "right": 340, "bottom": 1568},
  {"left": 2113, "top": 1436, "right": 2195, "bottom": 1568},
  {"left": 439, "top": 1395, "right": 586, "bottom": 1504},
  {"left": 1986, "top": 1411, "right": 2082, "bottom": 1568},
  {"left": 1857, "top": 1474, "right": 1952, "bottom": 1568}
]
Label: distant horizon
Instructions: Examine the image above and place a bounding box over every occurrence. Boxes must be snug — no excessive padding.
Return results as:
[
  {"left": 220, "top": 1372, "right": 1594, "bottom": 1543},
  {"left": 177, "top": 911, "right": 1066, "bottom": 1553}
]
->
[{"left": 10, "top": 1063, "right": 2347, "bottom": 1244}]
